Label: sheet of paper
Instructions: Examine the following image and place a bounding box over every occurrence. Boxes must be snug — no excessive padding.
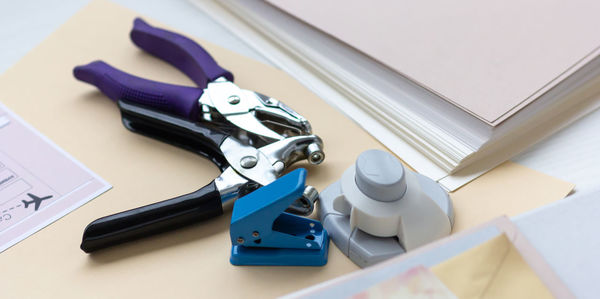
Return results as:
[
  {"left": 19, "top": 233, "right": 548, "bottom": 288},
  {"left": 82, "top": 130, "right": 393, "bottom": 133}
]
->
[
  {"left": 0, "top": 1, "right": 576, "bottom": 297},
  {"left": 352, "top": 265, "right": 457, "bottom": 299},
  {"left": 0, "top": 102, "right": 110, "bottom": 252},
  {"left": 268, "top": 0, "right": 600, "bottom": 125},
  {"left": 449, "top": 161, "right": 574, "bottom": 232},
  {"left": 431, "top": 233, "right": 553, "bottom": 299},
  {"left": 284, "top": 217, "right": 574, "bottom": 298}
]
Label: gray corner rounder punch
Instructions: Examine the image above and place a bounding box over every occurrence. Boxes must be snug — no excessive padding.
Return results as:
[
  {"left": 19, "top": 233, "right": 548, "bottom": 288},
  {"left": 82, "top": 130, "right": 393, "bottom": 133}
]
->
[{"left": 319, "top": 149, "right": 454, "bottom": 268}]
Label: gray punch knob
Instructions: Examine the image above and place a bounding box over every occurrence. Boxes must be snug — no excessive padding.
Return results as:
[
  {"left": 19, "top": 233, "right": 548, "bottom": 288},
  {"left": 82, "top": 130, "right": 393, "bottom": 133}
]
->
[
  {"left": 319, "top": 150, "right": 454, "bottom": 268},
  {"left": 355, "top": 150, "right": 407, "bottom": 202}
]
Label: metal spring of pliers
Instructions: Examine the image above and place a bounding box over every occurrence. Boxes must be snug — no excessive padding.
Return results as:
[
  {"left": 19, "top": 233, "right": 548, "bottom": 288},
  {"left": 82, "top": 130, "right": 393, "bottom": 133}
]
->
[{"left": 73, "top": 18, "right": 324, "bottom": 252}]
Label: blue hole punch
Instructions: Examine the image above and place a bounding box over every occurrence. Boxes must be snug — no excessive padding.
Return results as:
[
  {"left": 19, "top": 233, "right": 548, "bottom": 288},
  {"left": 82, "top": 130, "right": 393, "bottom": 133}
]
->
[{"left": 230, "top": 169, "right": 329, "bottom": 266}]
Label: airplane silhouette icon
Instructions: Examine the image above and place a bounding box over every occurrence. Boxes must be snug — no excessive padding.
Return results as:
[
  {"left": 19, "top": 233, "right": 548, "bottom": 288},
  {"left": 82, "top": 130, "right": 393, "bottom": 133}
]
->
[{"left": 22, "top": 193, "right": 53, "bottom": 211}]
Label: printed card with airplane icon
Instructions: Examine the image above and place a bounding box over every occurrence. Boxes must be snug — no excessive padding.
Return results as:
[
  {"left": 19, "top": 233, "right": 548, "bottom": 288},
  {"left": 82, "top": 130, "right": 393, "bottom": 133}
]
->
[{"left": 0, "top": 103, "right": 110, "bottom": 252}]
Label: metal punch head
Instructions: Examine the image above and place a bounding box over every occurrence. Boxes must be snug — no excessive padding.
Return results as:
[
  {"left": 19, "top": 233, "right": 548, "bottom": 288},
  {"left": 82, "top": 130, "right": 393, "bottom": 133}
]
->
[
  {"left": 259, "top": 135, "right": 325, "bottom": 170},
  {"left": 251, "top": 91, "right": 312, "bottom": 137},
  {"left": 257, "top": 135, "right": 325, "bottom": 215},
  {"left": 199, "top": 78, "right": 314, "bottom": 144}
]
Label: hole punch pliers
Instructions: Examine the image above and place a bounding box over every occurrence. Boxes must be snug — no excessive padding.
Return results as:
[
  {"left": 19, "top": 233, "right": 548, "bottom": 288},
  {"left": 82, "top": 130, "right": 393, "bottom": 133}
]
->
[{"left": 73, "top": 18, "right": 324, "bottom": 253}]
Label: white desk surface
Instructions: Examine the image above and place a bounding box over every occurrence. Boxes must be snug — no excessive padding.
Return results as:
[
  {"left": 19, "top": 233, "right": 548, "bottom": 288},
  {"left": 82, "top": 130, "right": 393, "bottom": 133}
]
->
[{"left": 2, "top": 0, "right": 599, "bottom": 297}]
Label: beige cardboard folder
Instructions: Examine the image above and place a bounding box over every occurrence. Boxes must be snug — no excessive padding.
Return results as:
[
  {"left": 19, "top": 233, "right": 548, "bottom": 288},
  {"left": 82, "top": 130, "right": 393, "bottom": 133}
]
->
[
  {"left": 0, "top": 1, "right": 574, "bottom": 298},
  {"left": 432, "top": 233, "right": 554, "bottom": 299},
  {"left": 268, "top": 0, "right": 600, "bottom": 124},
  {"left": 285, "top": 217, "right": 573, "bottom": 298},
  {"left": 347, "top": 230, "right": 563, "bottom": 299},
  {"left": 352, "top": 265, "right": 458, "bottom": 298}
]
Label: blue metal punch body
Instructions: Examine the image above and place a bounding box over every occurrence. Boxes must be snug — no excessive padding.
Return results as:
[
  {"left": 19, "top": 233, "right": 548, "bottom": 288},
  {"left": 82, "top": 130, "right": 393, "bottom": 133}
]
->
[{"left": 230, "top": 169, "right": 329, "bottom": 266}]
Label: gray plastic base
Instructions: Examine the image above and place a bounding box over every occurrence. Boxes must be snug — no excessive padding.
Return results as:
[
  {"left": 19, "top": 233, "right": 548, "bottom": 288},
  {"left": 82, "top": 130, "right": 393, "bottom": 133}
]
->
[{"left": 319, "top": 174, "right": 454, "bottom": 268}]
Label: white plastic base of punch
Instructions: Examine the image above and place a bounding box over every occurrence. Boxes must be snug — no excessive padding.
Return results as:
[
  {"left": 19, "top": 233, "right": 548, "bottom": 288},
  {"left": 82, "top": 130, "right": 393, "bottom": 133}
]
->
[{"left": 318, "top": 150, "right": 453, "bottom": 268}]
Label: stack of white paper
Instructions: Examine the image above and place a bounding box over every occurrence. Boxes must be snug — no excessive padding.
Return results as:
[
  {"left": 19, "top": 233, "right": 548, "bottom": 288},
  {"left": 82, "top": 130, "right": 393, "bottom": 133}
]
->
[{"left": 194, "top": 0, "right": 600, "bottom": 189}]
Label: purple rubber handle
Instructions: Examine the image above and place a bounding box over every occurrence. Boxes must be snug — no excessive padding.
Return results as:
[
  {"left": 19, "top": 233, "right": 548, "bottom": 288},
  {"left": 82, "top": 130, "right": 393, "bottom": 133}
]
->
[
  {"left": 130, "top": 18, "right": 234, "bottom": 88},
  {"left": 73, "top": 61, "right": 202, "bottom": 120}
]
